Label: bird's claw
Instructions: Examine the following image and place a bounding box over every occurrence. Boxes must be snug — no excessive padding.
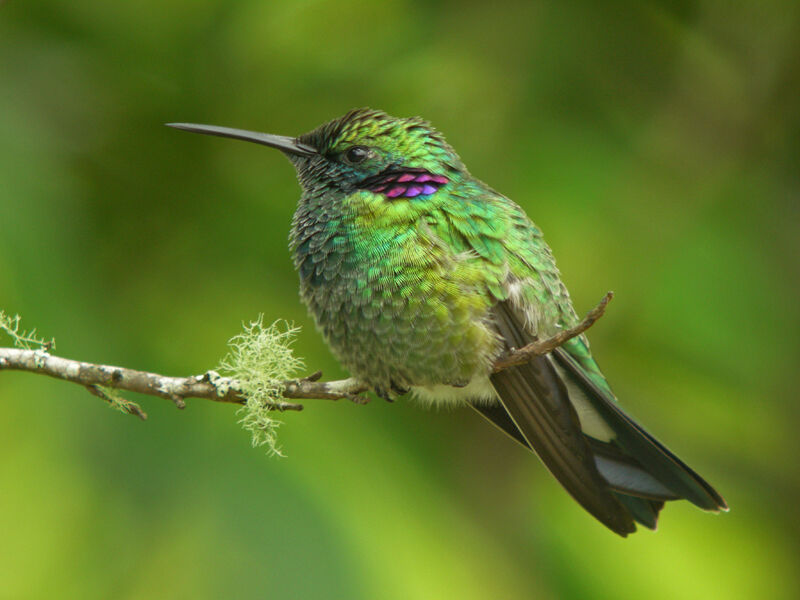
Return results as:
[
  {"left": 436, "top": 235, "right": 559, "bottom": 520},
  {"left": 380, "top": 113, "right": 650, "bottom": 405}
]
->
[{"left": 346, "top": 393, "right": 371, "bottom": 405}]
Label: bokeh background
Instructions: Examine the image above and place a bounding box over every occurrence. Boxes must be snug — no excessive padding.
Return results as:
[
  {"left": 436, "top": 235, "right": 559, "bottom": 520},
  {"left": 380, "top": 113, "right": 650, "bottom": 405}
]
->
[{"left": 1, "top": 1, "right": 798, "bottom": 598}]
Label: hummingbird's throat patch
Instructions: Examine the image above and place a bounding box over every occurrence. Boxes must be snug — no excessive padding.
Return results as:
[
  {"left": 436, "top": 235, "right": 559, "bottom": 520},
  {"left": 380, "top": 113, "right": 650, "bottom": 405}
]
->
[{"left": 361, "top": 169, "right": 449, "bottom": 199}]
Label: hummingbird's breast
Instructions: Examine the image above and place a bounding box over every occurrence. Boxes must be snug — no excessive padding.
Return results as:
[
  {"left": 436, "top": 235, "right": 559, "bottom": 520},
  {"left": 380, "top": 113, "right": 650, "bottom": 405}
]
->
[{"left": 290, "top": 195, "right": 501, "bottom": 395}]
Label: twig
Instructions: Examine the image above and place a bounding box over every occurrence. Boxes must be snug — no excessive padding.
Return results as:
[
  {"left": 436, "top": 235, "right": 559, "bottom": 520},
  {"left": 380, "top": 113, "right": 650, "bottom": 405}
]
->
[
  {"left": 0, "top": 293, "right": 611, "bottom": 414},
  {"left": 493, "top": 291, "right": 613, "bottom": 371}
]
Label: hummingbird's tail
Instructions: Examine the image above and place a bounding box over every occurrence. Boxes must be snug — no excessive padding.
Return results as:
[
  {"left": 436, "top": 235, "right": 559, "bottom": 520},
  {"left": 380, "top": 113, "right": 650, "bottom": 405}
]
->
[
  {"left": 476, "top": 301, "right": 727, "bottom": 536},
  {"left": 551, "top": 347, "right": 727, "bottom": 513}
]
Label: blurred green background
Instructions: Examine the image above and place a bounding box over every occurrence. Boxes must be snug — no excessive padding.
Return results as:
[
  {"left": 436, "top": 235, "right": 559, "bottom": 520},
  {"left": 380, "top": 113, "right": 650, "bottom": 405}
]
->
[{"left": 1, "top": 1, "right": 798, "bottom": 598}]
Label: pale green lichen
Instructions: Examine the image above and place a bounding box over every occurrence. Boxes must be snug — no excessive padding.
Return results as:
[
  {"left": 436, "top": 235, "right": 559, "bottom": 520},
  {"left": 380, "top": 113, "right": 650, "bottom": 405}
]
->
[
  {"left": 218, "top": 316, "right": 304, "bottom": 456},
  {"left": 0, "top": 310, "right": 55, "bottom": 351}
]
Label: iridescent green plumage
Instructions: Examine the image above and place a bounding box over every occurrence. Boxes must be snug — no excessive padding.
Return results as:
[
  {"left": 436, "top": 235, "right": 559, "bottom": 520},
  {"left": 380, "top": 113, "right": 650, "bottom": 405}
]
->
[
  {"left": 291, "top": 109, "right": 577, "bottom": 398},
  {"left": 169, "top": 109, "right": 727, "bottom": 536}
]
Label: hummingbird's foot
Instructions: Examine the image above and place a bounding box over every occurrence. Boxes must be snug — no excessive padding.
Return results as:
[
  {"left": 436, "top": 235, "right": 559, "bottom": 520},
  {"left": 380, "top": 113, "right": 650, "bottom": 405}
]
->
[
  {"left": 391, "top": 381, "right": 410, "bottom": 396},
  {"left": 346, "top": 393, "right": 371, "bottom": 405},
  {"left": 372, "top": 381, "right": 409, "bottom": 402},
  {"left": 373, "top": 386, "right": 395, "bottom": 402}
]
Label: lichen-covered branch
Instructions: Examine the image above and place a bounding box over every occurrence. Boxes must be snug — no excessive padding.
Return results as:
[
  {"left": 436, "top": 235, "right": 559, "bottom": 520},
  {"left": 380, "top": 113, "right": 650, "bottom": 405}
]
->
[
  {"left": 0, "top": 348, "right": 305, "bottom": 416},
  {"left": 0, "top": 293, "right": 611, "bottom": 415}
]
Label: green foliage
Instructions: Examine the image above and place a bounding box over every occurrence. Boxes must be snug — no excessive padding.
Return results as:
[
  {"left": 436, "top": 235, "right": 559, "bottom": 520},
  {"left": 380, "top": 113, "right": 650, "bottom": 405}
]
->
[
  {"left": 0, "top": 310, "right": 54, "bottom": 351},
  {"left": 218, "top": 316, "right": 304, "bottom": 456}
]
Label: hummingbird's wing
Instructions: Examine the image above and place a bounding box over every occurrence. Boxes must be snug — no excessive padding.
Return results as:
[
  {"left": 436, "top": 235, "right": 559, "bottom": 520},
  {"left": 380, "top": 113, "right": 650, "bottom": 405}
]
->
[{"left": 488, "top": 300, "right": 637, "bottom": 536}]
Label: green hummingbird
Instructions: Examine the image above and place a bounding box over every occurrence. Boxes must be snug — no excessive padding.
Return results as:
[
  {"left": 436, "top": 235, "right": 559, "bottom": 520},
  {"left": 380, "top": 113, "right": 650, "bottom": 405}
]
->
[{"left": 168, "top": 108, "right": 727, "bottom": 536}]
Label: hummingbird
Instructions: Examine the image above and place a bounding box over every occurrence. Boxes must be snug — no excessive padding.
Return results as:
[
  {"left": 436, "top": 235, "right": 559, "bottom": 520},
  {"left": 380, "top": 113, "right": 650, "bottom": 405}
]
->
[{"left": 168, "top": 109, "right": 727, "bottom": 536}]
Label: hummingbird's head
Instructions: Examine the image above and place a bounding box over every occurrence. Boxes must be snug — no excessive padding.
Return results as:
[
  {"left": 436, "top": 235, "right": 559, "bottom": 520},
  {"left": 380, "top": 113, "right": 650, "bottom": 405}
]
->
[
  {"left": 168, "top": 108, "right": 465, "bottom": 203},
  {"left": 292, "top": 108, "right": 464, "bottom": 197}
]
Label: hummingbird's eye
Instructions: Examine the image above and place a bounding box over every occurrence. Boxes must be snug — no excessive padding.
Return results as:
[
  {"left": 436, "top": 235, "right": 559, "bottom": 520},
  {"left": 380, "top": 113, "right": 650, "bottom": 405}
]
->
[{"left": 344, "top": 145, "right": 370, "bottom": 164}]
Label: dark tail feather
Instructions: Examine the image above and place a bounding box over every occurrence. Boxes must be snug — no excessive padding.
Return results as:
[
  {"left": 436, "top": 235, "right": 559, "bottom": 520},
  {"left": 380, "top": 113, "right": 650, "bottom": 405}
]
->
[
  {"left": 613, "top": 493, "right": 664, "bottom": 530},
  {"left": 489, "top": 302, "right": 636, "bottom": 536},
  {"left": 553, "top": 347, "right": 728, "bottom": 512},
  {"left": 469, "top": 401, "right": 668, "bottom": 530},
  {"left": 489, "top": 360, "right": 636, "bottom": 536},
  {"left": 588, "top": 438, "right": 680, "bottom": 500},
  {"left": 477, "top": 300, "right": 726, "bottom": 535}
]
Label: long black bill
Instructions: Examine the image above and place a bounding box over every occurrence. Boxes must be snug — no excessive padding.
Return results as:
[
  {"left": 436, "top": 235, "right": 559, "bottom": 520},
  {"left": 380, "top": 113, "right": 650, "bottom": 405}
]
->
[{"left": 166, "top": 123, "right": 317, "bottom": 157}]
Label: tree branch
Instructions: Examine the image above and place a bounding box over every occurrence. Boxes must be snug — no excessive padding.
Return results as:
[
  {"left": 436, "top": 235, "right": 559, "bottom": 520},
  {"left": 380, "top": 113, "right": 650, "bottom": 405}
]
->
[
  {"left": 0, "top": 293, "right": 612, "bottom": 416},
  {"left": 0, "top": 349, "right": 306, "bottom": 417}
]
